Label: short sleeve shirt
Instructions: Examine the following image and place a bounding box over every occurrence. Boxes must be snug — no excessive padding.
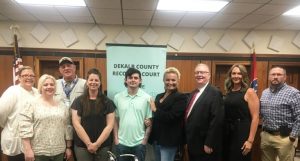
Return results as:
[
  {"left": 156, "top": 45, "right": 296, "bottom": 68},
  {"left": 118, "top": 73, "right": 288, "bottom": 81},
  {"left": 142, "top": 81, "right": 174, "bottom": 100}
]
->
[
  {"left": 113, "top": 89, "right": 152, "bottom": 147},
  {"left": 71, "top": 95, "right": 115, "bottom": 148}
]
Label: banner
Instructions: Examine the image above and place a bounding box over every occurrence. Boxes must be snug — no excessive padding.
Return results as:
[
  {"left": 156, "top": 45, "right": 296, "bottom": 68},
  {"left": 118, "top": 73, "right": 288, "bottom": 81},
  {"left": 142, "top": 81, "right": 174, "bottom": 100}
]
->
[{"left": 106, "top": 44, "right": 167, "bottom": 99}]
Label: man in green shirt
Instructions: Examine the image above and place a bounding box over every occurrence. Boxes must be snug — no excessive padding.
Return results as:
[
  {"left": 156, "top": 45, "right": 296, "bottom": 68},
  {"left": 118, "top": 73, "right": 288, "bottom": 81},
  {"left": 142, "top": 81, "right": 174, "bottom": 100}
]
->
[{"left": 113, "top": 68, "right": 152, "bottom": 161}]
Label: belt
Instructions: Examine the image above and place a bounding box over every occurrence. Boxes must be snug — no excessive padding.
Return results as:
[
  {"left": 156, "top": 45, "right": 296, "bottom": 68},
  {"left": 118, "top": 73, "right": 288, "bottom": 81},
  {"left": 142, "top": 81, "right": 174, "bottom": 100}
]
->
[{"left": 262, "top": 128, "right": 280, "bottom": 135}]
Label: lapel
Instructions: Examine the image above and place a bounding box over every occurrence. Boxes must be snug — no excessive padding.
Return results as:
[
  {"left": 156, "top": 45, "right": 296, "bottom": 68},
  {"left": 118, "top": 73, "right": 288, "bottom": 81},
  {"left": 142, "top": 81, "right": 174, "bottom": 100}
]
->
[
  {"left": 157, "top": 91, "right": 177, "bottom": 109},
  {"left": 188, "top": 84, "right": 210, "bottom": 118}
]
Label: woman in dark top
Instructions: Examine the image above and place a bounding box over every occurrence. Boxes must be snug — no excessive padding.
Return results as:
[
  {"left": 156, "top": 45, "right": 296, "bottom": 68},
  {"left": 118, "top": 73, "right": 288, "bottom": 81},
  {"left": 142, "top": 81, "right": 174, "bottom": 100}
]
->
[
  {"left": 71, "top": 68, "right": 115, "bottom": 161},
  {"left": 149, "top": 67, "right": 187, "bottom": 161},
  {"left": 223, "top": 64, "right": 259, "bottom": 161}
]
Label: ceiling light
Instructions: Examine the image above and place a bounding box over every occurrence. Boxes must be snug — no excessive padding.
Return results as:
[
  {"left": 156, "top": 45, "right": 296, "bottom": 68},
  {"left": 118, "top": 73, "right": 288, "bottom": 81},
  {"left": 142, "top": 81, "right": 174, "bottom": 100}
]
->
[
  {"left": 283, "top": 6, "right": 300, "bottom": 16},
  {"left": 15, "top": 0, "right": 86, "bottom": 7},
  {"left": 157, "top": 0, "right": 228, "bottom": 12}
]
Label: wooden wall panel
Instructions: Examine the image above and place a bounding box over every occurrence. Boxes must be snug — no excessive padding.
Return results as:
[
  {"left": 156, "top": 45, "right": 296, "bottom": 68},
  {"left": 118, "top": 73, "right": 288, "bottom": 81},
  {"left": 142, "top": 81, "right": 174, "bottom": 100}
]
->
[
  {"left": 22, "top": 56, "right": 34, "bottom": 67},
  {"left": 211, "top": 61, "right": 251, "bottom": 95},
  {"left": 256, "top": 61, "right": 268, "bottom": 98},
  {"left": 83, "top": 58, "right": 96, "bottom": 78},
  {"left": 95, "top": 58, "right": 107, "bottom": 92},
  {"left": 167, "top": 60, "right": 200, "bottom": 93},
  {"left": 84, "top": 57, "right": 108, "bottom": 93},
  {"left": 34, "top": 56, "right": 84, "bottom": 80},
  {"left": 0, "top": 55, "right": 13, "bottom": 95},
  {"left": 268, "top": 62, "right": 300, "bottom": 90}
]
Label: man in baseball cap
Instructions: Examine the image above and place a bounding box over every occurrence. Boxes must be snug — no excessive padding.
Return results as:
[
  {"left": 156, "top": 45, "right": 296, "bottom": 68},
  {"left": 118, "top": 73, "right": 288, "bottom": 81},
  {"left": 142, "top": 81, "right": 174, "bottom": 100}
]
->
[
  {"left": 55, "top": 56, "right": 86, "bottom": 161},
  {"left": 59, "top": 57, "right": 74, "bottom": 66}
]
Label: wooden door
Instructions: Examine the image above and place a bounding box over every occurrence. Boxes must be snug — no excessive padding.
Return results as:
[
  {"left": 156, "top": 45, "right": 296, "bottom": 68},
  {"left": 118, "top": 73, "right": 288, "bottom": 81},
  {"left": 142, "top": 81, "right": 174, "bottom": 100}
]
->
[
  {"left": 268, "top": 62, "right": 300, "bottom": 90},
  {"left": 34, "top": 56, "right": 84, "bottom": 80},
  {"left": 212, "top": 61, "right": 250, "bottom": 95}
]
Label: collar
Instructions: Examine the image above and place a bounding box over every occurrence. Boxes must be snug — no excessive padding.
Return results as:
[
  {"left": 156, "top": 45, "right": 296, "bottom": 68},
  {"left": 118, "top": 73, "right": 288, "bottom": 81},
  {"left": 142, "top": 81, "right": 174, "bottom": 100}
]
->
[
  {"left": 63, "top": 76, "right": 78, "bottom": 85},
  {"left": 126, "top": 88, "right": 141, "bottom": 97},
  {"left": 198, "top": 82, "right": 209, "bottom": 92},
  {"left": 270, "top": 83, "right": 285, "bottom": 93}
]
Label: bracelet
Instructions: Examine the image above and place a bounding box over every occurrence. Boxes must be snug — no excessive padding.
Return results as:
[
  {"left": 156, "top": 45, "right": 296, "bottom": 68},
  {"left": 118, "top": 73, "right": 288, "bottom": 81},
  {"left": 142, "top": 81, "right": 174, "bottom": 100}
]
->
[{"left": 66, "top": 147, "right": 72, "bottom": 150}]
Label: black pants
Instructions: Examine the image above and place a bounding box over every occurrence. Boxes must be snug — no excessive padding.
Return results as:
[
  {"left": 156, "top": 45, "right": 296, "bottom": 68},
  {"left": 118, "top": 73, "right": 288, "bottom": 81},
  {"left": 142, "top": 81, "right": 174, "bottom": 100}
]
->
[{"left": 7, "top": 153, "right": 25, "bottom": 161}]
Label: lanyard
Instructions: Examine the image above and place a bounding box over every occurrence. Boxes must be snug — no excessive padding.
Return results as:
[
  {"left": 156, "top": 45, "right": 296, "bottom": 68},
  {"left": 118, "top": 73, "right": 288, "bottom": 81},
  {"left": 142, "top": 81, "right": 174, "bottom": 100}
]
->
[{"left": 62, "top": 78, "right": 79, "bottom": 99}]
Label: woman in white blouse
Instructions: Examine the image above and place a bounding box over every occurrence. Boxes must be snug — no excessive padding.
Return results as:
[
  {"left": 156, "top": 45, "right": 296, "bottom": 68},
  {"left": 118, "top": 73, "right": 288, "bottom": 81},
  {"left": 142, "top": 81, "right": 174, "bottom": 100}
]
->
[
  {"left": 19, "top": 74, "right": 72, "bottom": 161},
  {"left": 0, "top": 66, "right": 39, "bottom": 161}
]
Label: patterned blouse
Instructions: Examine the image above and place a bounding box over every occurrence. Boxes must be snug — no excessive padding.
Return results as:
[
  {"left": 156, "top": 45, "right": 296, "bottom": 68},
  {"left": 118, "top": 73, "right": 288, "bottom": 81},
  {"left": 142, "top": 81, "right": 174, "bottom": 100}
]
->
[{"left": 19, "top": 98, "right": 73, "bottom": 156}]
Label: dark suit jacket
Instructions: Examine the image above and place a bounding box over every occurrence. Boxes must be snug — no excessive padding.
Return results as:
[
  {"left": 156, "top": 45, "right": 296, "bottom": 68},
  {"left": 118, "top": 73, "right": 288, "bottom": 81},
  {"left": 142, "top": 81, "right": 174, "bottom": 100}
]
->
[
  {"left": 149, "top": 90, "right": 188, "bottom": 146},
  {"left": 185, "top": 84, "right": 224, "bottom": 158}
]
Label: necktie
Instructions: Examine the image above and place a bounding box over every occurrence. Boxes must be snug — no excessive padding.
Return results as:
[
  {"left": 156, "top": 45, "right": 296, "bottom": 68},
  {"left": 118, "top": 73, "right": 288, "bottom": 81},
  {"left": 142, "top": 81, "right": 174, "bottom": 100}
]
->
[
  {"left": 64, "top": 82, "right": 72, "bottom": 99},
  {"left": 184, "top": 89, "right": 199, "bottom": 121}
]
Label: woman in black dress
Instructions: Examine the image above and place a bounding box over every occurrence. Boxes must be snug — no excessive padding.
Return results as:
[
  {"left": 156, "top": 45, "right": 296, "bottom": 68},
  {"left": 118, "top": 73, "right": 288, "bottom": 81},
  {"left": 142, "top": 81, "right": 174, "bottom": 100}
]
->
[{"left": 223, "top": 64, "right": 259, "bottom": 161}]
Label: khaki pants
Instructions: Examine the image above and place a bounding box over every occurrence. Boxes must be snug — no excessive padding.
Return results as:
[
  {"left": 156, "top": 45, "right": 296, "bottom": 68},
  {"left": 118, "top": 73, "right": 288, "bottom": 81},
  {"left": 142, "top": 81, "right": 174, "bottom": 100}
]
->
[{"left": 260, "top": 131, "right": 297, "bottom": 161}]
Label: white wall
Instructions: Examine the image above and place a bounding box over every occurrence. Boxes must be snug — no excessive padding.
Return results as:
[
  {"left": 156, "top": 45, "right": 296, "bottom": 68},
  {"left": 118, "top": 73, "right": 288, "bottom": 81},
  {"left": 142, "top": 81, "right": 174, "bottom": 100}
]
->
[{"left": 1, "top": 21, "right": 300, "bottom": 55}]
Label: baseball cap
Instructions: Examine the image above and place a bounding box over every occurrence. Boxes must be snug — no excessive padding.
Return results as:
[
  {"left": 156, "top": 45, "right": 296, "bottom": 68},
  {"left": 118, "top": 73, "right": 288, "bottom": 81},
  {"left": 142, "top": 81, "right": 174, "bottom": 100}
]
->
[{"left": 59, "top": 57, "right": 74, "bottom": 66}]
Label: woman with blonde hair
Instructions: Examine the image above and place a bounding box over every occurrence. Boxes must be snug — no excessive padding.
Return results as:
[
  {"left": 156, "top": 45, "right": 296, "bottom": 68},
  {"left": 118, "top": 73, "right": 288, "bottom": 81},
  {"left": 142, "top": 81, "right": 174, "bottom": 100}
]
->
[
  {"left": 223, "top": 64, "right": 259, "bottom": 161},
  {"left": 149, "top": 67, "right": 187, "bottom": 161},
  {"left": 19, "top": 74, "right": 72, "bottom": 161}
]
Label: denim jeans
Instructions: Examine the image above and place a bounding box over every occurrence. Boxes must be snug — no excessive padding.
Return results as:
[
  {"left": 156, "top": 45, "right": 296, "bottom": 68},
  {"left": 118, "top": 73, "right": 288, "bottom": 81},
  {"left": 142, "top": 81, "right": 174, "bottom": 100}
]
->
[
  {"left": 115, "top": 143, "right": 146, "bottom": 161},
  {"left": 153, "top": 143, "right": 177, "bottom": 161}
]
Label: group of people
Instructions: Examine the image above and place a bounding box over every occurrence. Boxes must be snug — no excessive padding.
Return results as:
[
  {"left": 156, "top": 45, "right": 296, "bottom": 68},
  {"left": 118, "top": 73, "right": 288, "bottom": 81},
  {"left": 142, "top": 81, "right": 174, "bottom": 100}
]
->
[{"left": 0, "top": 56, "right": 299, "bottom": 161}]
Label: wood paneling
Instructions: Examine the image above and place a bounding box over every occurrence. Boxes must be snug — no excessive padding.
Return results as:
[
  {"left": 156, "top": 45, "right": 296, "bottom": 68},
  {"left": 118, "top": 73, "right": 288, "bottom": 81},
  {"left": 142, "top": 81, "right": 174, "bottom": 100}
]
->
[
  {"left": 0, "top": 55, "right": 13, "bottom": 95},
  {"left": 34, "top": 56, "right": 84, "bottom": 81},
  {"left": 84, "top": 57, "right": 108, "bottom": 93},
  {"left": 211, "top": 61, "right": 250, "bottom": 95},
  {"left": 95, "top": 58, "right": 107, "bottom": 92},
  {"left": 268, "top": 62, "right": 300, "bottom": 90},
  {"left": 256, "top": 61, "right": 268, "bottom": 98},
  {"left": 167, "top": 59, "right": 200, "bottom": 93}
]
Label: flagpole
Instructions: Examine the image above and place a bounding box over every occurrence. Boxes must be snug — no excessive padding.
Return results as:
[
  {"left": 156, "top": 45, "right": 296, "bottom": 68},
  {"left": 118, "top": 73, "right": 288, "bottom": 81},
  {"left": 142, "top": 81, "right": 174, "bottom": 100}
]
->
[{"left": 10, "top": 25, "right": 22, "bottom": 85}]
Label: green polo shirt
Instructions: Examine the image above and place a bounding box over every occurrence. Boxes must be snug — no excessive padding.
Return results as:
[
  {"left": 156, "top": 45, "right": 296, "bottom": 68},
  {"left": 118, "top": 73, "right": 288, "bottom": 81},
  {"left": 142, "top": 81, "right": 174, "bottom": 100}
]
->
[{"left": 114, "top": 88, "right": 152, "bottom": 147}]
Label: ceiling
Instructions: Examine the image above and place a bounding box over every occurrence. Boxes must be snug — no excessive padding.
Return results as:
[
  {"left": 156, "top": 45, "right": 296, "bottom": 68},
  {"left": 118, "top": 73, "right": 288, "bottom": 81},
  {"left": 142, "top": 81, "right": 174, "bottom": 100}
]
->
[{"left": 1, "top": 0, "right": 300, "bottom": 30}]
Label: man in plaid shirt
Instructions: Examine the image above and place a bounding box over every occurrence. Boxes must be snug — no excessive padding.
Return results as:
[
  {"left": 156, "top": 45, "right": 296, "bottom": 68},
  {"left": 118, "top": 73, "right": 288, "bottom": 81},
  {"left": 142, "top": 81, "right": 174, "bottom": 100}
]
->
[{"left": 260, "top": 66, "right": 300, "bottom": 161}]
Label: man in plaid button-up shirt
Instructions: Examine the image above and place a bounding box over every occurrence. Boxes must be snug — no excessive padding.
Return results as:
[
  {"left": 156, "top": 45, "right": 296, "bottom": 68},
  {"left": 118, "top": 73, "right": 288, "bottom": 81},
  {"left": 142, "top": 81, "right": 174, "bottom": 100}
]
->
[{"left": 260, "top": 66, "right": 300, "bottom": 161}]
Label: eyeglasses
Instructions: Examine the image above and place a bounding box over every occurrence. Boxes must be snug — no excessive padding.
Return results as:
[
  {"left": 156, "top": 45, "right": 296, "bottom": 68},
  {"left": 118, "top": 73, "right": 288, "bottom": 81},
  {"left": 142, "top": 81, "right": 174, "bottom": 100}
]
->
[
  {"left": 195, "top": 71, "right": 209, "bottom": 75},
  {"left": 20, "top": 74, "right": 35, "bottom": 78}
]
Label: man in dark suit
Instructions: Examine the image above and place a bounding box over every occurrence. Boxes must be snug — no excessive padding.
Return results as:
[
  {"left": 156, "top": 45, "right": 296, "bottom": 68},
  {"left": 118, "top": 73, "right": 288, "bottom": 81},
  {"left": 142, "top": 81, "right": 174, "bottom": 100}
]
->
[{"left": 185, "top": 63, "right": 224, "bottom": 161}]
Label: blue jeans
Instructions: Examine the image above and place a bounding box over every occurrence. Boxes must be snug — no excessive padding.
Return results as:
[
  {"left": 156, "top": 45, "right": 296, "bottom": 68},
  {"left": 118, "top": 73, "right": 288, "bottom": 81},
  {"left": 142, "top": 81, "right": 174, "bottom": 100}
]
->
[
  {"left": 153, "top": 144, "right": 177, "bottom": 161},
  {"left": 115, "top": 144, "right": 146, "bottom": 161}
]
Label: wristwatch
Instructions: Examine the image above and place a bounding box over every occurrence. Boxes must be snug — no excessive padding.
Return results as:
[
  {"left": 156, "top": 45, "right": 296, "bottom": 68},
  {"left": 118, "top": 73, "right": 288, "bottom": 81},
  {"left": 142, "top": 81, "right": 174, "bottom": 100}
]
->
[{"left": 289, "top": 137, "right": 296, "bottom": 142}]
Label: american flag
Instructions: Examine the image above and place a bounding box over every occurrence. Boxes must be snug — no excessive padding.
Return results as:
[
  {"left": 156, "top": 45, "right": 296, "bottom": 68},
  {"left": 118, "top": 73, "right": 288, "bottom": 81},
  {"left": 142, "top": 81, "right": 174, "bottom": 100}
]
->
[
  {"left": 250, "top": 49, "right": 258, "bottom": 93},
  {"left": 12, "top": 33, "right": 23, "bottom": 85}
]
